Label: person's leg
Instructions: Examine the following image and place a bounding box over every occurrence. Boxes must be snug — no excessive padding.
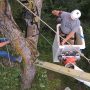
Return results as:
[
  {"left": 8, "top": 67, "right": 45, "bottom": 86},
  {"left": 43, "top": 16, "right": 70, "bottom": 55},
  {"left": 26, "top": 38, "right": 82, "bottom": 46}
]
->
[
  {"left": 0, "top": 51, "right": 22, "bottom": 62},
  {"left": 0, "top": 51, "right": 17, "bottom": 62},
  {"left": 0, "top": 38, "right": 9, "bottom": 42}
]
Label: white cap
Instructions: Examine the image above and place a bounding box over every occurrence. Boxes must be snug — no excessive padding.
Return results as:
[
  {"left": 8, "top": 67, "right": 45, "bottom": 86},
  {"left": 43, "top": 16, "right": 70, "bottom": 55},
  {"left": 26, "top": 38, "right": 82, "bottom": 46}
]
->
[
  {"left": 71, "top": 9, "right": 81, "bottom": 20},
  {"left": 64, "top": 87, "right": 71, "bottom": 90}
]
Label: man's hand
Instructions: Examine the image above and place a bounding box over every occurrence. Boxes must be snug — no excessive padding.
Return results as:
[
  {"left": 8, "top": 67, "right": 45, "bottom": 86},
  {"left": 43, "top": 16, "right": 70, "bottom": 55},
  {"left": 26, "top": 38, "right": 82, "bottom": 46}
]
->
[{"left": 61, "top": 32, "right": 75, "bottom": 45}]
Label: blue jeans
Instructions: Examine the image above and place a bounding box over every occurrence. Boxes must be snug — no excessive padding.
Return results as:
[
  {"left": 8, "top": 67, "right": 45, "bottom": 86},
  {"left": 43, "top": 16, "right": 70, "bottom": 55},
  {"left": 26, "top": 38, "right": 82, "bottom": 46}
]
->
[
  {"left": 0, "top": 51, "right": 17, "bottom": 62},
  {"left": 0, "top": 38, "right": 9, "bottom": 42}
]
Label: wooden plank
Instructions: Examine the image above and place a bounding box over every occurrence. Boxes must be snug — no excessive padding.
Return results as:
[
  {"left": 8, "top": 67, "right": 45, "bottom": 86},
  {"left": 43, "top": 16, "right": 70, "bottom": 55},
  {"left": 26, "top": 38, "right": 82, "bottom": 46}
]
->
[{"left": 35, "top": 60, "right": 90, "bottom": 82}]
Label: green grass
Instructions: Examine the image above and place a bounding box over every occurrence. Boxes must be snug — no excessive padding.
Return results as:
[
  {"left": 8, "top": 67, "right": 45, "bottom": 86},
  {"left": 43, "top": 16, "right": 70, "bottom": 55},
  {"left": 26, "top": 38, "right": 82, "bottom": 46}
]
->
[{"left": 0, "top": 65, "right": 21, "bottom": 90}]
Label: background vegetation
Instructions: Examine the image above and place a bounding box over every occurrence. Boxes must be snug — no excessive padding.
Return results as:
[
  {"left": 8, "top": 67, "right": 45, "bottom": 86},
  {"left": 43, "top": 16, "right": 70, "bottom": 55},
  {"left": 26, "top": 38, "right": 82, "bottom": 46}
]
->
[{"left": 0, "top": 0, "right": 90, "bottom": 90}]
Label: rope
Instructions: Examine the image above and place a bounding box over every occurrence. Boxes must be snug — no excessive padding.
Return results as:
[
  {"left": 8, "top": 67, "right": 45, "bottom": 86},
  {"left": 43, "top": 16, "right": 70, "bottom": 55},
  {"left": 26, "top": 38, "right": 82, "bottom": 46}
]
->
[
  {"left": 40, "top": 33, "right": 53, "bottom": 46},
  {"left": 16, "top": 0, "right": 90, "bottom": 63},
  {"left": 40, "top": 33, "right": 64, "bottom": 60}
]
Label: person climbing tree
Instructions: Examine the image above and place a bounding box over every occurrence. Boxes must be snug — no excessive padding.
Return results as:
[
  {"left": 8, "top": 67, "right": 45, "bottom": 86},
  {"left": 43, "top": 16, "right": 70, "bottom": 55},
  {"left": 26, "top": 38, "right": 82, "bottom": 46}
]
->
[
  {"left": 52, "top": 9, "right": 81, "bottom": 45},
  {"left": 0, "top": 38, "right": 22, "bottom": 63}
]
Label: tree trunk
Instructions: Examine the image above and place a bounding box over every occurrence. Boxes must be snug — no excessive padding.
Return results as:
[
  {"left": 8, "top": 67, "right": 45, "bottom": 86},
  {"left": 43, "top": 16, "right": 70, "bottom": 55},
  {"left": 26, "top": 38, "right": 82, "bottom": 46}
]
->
[
  {"left": 0, "top": 0, "right": 42, "bottom": 89},
  {"left": 24, "top": 0, "right": 43, "bottom": 46}
]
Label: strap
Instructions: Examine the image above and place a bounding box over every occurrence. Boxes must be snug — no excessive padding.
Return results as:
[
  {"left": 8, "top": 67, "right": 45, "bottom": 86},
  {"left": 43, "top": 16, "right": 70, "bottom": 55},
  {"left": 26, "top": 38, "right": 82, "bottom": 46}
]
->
[
  {"left": 26, "top": 0, "right": 39, "bottom": 26},
  {"left": 21, "top": 0, "right": 28, "bottom": 3}
]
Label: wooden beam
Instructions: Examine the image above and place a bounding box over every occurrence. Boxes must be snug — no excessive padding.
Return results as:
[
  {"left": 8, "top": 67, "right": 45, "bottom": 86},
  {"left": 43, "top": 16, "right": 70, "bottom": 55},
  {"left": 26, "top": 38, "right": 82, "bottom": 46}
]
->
[{"left": 35, "top": 60, "right": 90, "bottom": 82}]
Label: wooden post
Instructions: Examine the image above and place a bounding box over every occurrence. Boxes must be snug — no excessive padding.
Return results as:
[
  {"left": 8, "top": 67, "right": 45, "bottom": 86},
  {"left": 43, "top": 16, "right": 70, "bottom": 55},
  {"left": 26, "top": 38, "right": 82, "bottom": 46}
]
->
[{"left": 35, "top": 60, "right": 90, "bottom": 82}]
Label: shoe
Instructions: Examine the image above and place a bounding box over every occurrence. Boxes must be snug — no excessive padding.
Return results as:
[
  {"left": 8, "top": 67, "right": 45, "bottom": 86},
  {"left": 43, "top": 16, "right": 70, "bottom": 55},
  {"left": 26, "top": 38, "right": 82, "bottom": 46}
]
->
[{"left": 16, "top": 56, "right": 22, "bottom": 63}]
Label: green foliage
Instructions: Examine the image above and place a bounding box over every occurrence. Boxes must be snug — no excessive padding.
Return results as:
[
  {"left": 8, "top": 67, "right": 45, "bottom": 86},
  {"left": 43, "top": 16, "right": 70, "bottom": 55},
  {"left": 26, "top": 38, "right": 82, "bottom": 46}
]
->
[
  {"left": 31, "top": 68, "right": 61, "bottom": 90},
  {"left": 0, "top": 66, "right": 21, "bottom": 90},
  {"left": 9, "top": 0, "right": 23, "bottom": 19},
  {"left": 9, "top": 0, "right": 27, "bottom": 32}
]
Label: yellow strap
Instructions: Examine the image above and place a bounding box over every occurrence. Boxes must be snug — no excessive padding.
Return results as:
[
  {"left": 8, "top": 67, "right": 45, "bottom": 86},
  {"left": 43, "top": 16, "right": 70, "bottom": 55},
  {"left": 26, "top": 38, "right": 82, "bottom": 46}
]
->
[
  {"left": 26, "top": 0, "right": 39, "bottom": 23},
  {"left": 28, "top": 0, "right": 35, "bottom": 10}
]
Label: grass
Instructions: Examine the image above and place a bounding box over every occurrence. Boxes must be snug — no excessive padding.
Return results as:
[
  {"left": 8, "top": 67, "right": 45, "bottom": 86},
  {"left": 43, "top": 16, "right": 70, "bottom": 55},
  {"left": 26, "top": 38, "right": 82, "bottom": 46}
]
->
[{"left": 0, "top": 65, "right": 21, "bottom": 90}]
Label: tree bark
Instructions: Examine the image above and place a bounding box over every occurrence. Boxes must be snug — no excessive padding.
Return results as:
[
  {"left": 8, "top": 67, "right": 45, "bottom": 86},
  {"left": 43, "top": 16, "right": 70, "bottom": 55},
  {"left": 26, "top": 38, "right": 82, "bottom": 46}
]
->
[
  {"left": 23, "top": 0, "right": 43, "bottom": 46},
  {"left": 0, "top": 0, "right": 42, "bottom": 89}
]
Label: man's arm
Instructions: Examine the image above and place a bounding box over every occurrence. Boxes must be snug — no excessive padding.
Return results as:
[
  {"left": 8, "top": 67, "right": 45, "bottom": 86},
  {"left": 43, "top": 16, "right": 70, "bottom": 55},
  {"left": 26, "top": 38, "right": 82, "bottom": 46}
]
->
[
  {"left": 52, "top": 10, "right": 63, "bottom": 16},
  {"left": 0, "top": 41, "right": 10, "bottom": 47},
  {"left": 61, "top": 31, "right": 75, "bottom": 45}
]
